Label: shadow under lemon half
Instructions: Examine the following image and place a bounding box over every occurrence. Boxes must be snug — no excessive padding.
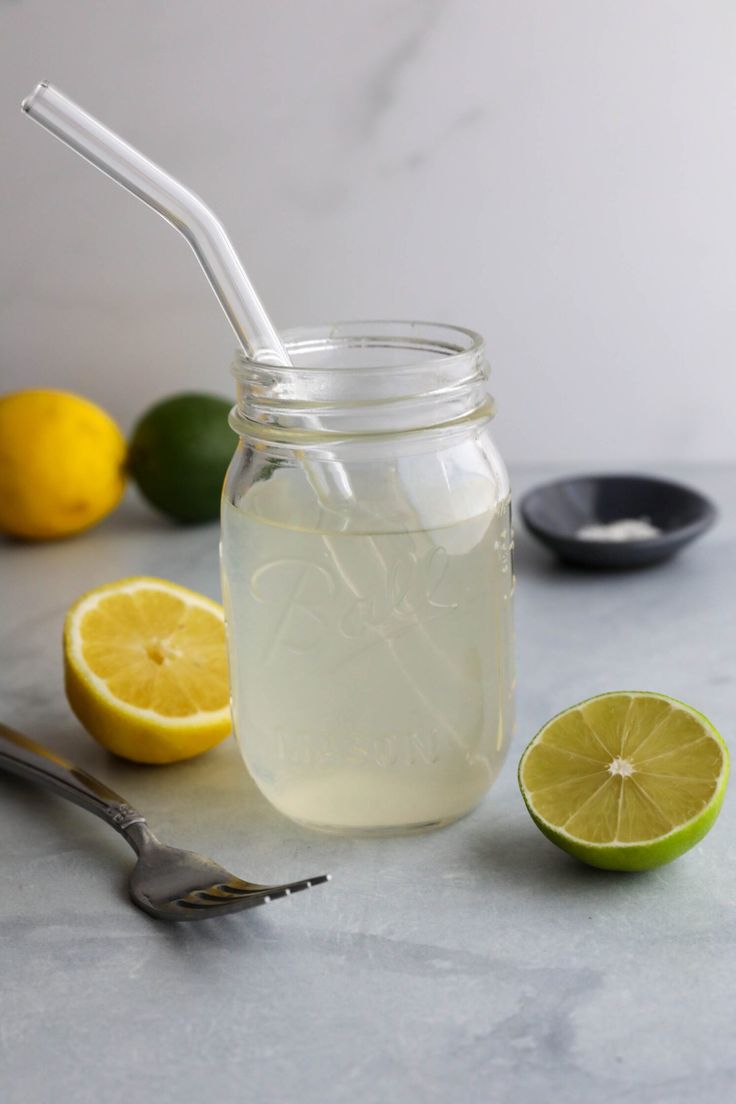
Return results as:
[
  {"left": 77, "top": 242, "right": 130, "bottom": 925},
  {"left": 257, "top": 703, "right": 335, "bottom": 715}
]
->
[{"left": 64, "top": 577, "right": 231, "bottom": 764}]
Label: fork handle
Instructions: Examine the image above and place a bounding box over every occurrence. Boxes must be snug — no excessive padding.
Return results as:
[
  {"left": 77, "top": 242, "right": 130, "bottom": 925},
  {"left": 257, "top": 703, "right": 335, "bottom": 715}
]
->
[{"left": 0, "top": 722, "right": 146, "bottom": 839}]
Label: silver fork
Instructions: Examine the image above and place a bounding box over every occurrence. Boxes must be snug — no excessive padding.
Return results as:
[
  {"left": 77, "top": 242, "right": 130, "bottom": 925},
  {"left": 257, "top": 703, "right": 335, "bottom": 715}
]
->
[{"left": 0, "top": 723, "right": 329, "bottom": 921}]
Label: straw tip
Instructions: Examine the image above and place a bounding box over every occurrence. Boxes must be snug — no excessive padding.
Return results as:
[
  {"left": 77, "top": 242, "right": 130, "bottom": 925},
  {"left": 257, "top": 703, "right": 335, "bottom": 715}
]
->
[{"left": 22, "top": 80, "right": 50, "bottom": 114}]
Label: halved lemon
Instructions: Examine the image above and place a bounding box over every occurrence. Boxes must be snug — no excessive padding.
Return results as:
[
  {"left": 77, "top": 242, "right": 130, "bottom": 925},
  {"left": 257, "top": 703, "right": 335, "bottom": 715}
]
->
[
  {"left": 519, "top": 692, "right": 729, "bottom": 871},
  {"left": 64, "top": 577, "right": 231, "bottom": 764}
]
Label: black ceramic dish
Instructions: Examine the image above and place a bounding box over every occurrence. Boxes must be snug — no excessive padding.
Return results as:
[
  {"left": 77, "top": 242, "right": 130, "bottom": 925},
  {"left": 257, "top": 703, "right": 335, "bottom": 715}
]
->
[{"left": 520, "top": 474, "right": 717, "bottom": 569}]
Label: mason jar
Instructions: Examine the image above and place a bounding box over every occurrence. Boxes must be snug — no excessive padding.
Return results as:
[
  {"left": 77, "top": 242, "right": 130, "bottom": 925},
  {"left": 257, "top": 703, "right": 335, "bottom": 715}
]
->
[{"left": 221, "top": 321, "right": 514, "bottom": 834}]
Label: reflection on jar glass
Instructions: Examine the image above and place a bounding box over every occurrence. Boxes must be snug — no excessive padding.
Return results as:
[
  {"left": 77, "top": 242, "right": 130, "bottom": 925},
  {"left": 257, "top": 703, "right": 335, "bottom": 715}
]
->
[{"left": 221, "top": 321, "right": 515, "bottom": 835}]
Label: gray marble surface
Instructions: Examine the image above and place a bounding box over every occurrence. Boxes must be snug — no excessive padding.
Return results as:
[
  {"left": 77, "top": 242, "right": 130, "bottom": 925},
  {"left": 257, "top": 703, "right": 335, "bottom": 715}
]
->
[{"left": 0, "top": 465, "right": 733, "bottom": 1104}]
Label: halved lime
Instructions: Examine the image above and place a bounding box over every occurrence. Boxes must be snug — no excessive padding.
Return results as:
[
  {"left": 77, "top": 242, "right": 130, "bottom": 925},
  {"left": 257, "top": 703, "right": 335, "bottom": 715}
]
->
[{"left": 518, "top": 692, "right": 729, "bottom": 871}]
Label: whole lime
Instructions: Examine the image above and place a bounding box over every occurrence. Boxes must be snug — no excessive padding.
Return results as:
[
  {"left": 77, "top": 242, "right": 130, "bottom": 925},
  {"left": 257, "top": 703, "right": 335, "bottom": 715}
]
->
[{"left": 128, "top": 393, "right": 233, "bottom": 523}]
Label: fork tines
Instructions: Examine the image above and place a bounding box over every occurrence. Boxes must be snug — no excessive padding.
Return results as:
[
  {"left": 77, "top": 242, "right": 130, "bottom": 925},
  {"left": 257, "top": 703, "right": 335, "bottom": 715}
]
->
[{"left": 174, "top": 873, "right": 331, "bottom": 913}]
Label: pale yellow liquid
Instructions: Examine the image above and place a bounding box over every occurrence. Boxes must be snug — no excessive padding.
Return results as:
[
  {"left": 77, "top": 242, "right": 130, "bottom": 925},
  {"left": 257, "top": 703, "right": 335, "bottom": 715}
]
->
[{"left": 221, "top": 475, "right": 514, "bottom": 833}]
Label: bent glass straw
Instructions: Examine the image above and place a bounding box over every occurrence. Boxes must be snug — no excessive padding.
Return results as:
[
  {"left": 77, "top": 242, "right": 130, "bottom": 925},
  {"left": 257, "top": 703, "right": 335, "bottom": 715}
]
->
[
  {"left": 22, "top": 81, "right": 289, "bottom": 366},
  {"left": 21, "top": 82, "right": 452, "bottom": 731},
  {"left": 22, "top": 81, "right": 352, "bottom": 501}
]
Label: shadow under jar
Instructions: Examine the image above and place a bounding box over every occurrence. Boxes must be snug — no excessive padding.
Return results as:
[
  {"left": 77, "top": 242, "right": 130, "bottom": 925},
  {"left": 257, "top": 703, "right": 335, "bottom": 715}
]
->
[{"left": 221, "top": 322, "right": 515, "bottom": 835}]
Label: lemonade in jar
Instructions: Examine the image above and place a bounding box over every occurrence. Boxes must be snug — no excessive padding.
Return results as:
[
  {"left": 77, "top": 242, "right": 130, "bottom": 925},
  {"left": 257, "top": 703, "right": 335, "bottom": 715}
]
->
[{"left": 221, "top": 322, "right": 514, "bottom": 834}]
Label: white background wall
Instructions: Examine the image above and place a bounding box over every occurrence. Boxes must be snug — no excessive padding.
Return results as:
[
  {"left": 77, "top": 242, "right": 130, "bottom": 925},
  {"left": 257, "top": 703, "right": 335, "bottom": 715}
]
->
[{"left": 1, "top": 0, "right": 734, "bottom": 467}]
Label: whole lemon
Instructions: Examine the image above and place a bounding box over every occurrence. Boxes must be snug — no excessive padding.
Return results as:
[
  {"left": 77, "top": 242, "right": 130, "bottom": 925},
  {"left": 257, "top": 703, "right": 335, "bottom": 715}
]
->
[{"left": 0, "top": 389, "right": 126, "bottom": 540}]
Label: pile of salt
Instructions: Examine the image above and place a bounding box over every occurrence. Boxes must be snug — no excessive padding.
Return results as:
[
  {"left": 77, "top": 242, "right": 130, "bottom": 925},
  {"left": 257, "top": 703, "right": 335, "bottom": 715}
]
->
[{"left": 576, "top": 518, "right": 661, "bottom": 542}]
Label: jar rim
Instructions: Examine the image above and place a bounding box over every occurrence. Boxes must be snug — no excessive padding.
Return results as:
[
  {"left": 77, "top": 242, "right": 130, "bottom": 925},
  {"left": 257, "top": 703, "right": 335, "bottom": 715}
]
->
[
  {"left": 230, "top": 320, "right": 491, "bottom": 442},
  {"left": 232, "top": 320, "right": 485, "bottom": 378}
]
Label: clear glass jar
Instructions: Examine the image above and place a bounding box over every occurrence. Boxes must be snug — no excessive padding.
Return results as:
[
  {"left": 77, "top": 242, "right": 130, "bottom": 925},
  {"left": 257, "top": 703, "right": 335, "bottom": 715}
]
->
[{"left": 221, "top": 321, "right": 514, "bottom": 834}]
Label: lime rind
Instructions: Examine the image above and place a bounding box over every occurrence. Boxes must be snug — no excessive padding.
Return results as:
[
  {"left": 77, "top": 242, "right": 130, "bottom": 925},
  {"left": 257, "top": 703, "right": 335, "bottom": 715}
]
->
[{"left": 518, "top": 691, "right": 729, "bottom": 871}]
